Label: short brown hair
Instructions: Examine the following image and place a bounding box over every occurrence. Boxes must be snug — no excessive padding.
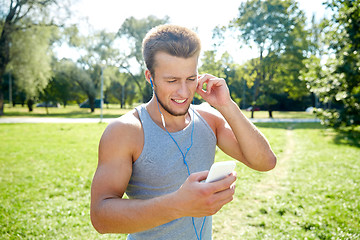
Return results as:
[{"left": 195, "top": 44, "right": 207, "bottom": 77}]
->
[{"left": 142, "top": 24, "right": 201, "bottom": 77}]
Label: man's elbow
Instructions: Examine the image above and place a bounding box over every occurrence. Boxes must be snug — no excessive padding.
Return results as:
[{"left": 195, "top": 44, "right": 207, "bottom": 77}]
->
[
  {"left": 261, "top": 153, "right": 277, "bottom": 172},
  {"left": 90, "top": 205, "right": 131, "bottom": 234},
  {"left": 91, "top": 205, "right": 116, "bottom": 234},
  {"left": 91, "top": 210, "right": 107, "bottom": 234}
]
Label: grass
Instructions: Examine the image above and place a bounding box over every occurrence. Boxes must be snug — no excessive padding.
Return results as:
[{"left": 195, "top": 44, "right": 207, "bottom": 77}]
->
[
  {"left": 0, "top": 122, "right": 359, "bottom": 239},
  {"left": 213, "top": 123, "right": 360, "bottom": 239},
  {"left": 1, "top": 104, "right": 316, "bottom": 119}
]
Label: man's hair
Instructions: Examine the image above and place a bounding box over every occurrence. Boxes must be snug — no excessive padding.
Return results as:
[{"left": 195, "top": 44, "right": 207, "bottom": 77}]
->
[{"left": 142, "top": 24, "right": 201, "bottom": 78}]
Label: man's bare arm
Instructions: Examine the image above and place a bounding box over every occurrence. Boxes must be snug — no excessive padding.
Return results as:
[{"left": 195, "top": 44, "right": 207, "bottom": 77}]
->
[{"left": 197, "top": 74, "right": 276, "bottom": 171}]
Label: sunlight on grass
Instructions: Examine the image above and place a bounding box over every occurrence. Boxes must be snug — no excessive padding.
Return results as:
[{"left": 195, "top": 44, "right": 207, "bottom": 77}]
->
[
  {"left": 0, "top": 122, "right": 359, "bottom": 239},
  {"left": 213, "top": 123, "right": 360, "bottom": 239}
]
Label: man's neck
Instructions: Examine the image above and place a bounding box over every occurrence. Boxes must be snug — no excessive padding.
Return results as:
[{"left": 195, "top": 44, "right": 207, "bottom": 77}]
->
[{"left": 146, "top": 98, "right": 191, "bottom": 132}]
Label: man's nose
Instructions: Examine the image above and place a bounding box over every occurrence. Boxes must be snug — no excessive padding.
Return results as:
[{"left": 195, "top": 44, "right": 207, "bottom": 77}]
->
[{"left": 177, "top": 82, "right": 189, "bottom": 96}]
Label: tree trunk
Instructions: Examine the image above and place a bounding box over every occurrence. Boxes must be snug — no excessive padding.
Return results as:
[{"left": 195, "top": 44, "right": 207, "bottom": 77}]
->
[
  {"left": 121, "top": 83, "right": 125, "bottom": 108},
  {"left": 0, "top": 24, "right": 11, "bottom": 116},
  {"left": 0, "top": 0, "right": 19, "bottom": 116},
  {"left": 250, "top": 45, "right": 263, "bottom": 119},
  {"left": 89, "top": 96, "right": 95, "bottom": 113},
  {"left": 27, "top": 99, "right": 34, "bottom": 112},
  {"left": 268, "top": 109, "right": 273, "bottom": 118},
  {"left": 0, "top": 91, "right": 4, "bottom": 115}
]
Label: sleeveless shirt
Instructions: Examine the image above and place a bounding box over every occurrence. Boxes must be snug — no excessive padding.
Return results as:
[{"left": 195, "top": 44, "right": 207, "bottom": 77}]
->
[{"left": 126, "top": 104, "right": 217, "bottom": 240}]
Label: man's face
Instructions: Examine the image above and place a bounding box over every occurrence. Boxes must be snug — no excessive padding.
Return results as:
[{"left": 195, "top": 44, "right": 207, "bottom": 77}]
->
[{"left": 152, "top": 52, "right": 198, "bottom": 117}]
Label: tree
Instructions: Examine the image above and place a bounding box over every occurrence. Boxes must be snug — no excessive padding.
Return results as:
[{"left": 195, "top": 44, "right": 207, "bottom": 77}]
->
[
  {"left": 69, "top": 61, "right": 97, "bottom": 111},
  {"left": 302, "top": 0, "right": 360, "bottom": 128},
  {"left": 117, "top": 15, "right": 168, "bottom": 102},
  {"left": 8, "top": 26, "right": 54, "bottom": 111},
  {"left": 0, "top": 0, "right": 71, "bottom": 115},
  {"left": 50, "top": 58, "right": 83, "bottom": 107},
  {"left": 105, "top": 66, "right": 129, "bottom": 108},
  {"left": 199, "top": 50, "right": 246, "bottom": 106},
  {"left": 77, "top": 30, "right": 121, "bottom": 112},
  {"left": 199, "top": 51, "right": 226, "bottom": 79},
  {"left": 229, "top": 0, "right": 309, "bottom": 118}
]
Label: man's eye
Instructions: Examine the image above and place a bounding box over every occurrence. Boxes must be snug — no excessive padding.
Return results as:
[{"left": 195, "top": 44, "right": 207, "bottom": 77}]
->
[
  {"left": 188, "top": 78, "right": 196, "bottom": 81},
  {"left": 168, "top": 80, "right": 176, "bottom": 83}
]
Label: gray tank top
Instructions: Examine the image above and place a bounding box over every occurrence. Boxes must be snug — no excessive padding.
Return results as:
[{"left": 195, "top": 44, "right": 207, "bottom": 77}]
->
[{"left": 126, "top": 104, "right": 217, "bottom": 240}]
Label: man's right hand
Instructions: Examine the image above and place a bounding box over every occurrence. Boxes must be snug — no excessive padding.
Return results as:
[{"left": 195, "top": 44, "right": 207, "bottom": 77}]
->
[{"left": 172, "top": 170, "right": 237, "bottom": 218}]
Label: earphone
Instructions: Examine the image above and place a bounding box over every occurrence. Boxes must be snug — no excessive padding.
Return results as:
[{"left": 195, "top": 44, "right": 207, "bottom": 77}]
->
[
  {"left": 149, "top": 77, "right": 154, "bottom": 88},
  {"left": 150, "top": 77, "right": 166, "bottom": 128},
  {"left": 150, "top": 76, "right": 207, "bottom": 240}
]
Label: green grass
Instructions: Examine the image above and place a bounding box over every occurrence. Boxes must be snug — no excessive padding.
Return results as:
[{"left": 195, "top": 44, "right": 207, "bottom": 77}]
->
[
  {"left": 0, "top": 122, "right": 359, "bottom": 239},
  {"left": 213, "top": 123, "right": 360, "bottom": 239},
  {"left": 0, "top": 123, "right": 116, "bottom": 239},
  {"left": 1, "top": 104, "right": 316, "bottom": 119}
]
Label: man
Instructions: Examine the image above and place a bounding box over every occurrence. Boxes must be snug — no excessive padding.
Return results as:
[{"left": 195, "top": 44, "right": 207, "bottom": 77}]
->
[{"left": 90, "top": 25, "right": 276, "bottom": 240}]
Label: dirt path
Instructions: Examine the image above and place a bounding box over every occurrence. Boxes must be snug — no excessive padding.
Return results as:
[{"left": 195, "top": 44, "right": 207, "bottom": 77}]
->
[
  {"left": 213, "top": 127, "right": 296, "bottom": 238},
  {"left": 253, "top": 126, "right": 294, "bottom": 197}
]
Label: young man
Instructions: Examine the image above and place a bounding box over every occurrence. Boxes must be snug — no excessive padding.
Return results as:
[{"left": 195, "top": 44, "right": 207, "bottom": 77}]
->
[{"left": 90, "top": 25, "right": 276, "bottom": 240}]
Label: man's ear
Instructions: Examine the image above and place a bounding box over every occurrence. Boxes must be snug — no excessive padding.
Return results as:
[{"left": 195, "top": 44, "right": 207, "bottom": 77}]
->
[{"left": 145, "top": 69, "right": 152, "bottom": 85}]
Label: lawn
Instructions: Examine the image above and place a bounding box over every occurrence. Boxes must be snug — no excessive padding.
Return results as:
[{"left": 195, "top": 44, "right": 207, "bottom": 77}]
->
[{"left": 0, "top": 122, "right": 359, "bottom": 239}]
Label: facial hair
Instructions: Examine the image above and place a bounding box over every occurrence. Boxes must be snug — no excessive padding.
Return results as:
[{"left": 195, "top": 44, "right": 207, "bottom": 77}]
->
[{"left": 154, "top": 90, "right": 190, "bottom": 117}]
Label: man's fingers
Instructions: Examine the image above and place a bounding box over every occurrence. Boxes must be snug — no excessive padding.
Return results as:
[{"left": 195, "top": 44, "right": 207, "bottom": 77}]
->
[
  {"left": 197, "top": 74, "right": 225, "bottom": 95},
  {"left": 208, "top": 172, "right": 237, "bottom": 192},
  {"left": 188, "top": 170, "right": 209, "bottom": 182}
]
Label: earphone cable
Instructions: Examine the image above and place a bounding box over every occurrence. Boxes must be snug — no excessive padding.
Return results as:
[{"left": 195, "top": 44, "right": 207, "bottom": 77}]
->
[{"left": 154, "top": 96, "right": 207, "bottom": 240}]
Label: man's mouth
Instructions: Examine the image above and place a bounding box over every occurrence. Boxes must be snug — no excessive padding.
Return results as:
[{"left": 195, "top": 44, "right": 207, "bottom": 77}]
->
[{"left": 172, "top": 99, "right": 187, "bottom": 104}]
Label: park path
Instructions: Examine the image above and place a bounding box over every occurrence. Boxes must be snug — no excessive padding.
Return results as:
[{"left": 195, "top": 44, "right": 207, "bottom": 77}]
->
[
  {"left": 0, "top": 117, "right": 319, "bottom": 124},
  {"left": 252, "top": 126, "right": 294, "bottom": 198},
  {"left": 213, "top": 126, "right": 295, "bottom": 238},
  {"left": 0, "top": 117, "right": 114, "bottom": 123}
]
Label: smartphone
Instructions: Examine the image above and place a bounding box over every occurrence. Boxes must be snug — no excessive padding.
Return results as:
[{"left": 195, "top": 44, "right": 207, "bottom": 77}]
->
[{"left": 205, "top": 161, "right": 236, "bottom": 183}]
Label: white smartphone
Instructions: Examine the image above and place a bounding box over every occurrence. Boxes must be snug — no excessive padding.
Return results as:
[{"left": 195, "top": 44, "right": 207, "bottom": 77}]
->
[{"left": 205, "top": 161, "right": 236, "bottom": 183}]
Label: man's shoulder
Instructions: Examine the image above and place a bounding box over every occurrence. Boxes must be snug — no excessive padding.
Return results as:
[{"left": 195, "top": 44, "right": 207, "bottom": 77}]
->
[
  {"left": 193, "top": 102, "right": 222, "bottom": 134},
  {"left": 101, "top": 109, "right": 142, "bottom": 142},
  {"left": 111, "top": 108, "right": 141, "bottom": 127},
  {"left": 194, "top": 102, "right": 221, "bottom": 119}
]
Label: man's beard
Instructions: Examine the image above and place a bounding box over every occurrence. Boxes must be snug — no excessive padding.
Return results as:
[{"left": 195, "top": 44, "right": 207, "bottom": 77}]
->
[{"left": 154, "top": 91, "right": 190, "bottom": 117}]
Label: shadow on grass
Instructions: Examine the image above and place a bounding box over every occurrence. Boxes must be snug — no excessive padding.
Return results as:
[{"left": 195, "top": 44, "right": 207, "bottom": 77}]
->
[
  {"left": 254, "top": 122, "right": 324, "bottom": 130},
  {"left": 333, "top": 127, "right": 360, "bottom": 148}
]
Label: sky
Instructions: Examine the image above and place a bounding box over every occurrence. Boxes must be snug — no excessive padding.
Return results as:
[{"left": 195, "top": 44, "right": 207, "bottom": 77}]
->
[{"left": 58, "top": 0, "right": 330, "bottom": 64}]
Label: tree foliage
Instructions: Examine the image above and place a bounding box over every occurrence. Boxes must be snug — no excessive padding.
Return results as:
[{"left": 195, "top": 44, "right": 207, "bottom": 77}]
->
[
  {"left": 117, "top": 15, "right": 168, "bottom": 102},
  {"left": 302, "top": 0, "right": 360, "bottom": 128},
  {"left": 230, "top": 0, "right": 309, "bottom": 118},
  {"left": 200, "top": 50, "right": 249, "bottom": 107},
  {"left": 0, "top": 0, "right": 71, "bottom": 114},
  {"left": 9, "top": 26, "right": 54, "bottom": 109}
]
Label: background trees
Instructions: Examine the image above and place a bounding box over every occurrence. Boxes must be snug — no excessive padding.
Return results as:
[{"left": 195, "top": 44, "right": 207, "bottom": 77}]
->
[
  {"left": 301, "top": 0, "right": 360, "bottom": 128},
  {"left": 228, "top": 0, "right": 310, "bottom": 118},
  {"left": 117, "top": 15, "right": 169, "bottom": 103},
  {"left": 9, "top": 26, "right": 54, "bottom": 111},
  {"left": 0, "top": 0, "right": 72, "bottom": 115},
  {"left": 1, "top": 0, "right": 359, "bottom": 129}
]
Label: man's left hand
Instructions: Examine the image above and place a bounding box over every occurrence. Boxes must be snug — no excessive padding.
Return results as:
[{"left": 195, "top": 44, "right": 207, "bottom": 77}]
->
[{"left": 196, "top": 74, "right": 231, "bottom": 109}]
